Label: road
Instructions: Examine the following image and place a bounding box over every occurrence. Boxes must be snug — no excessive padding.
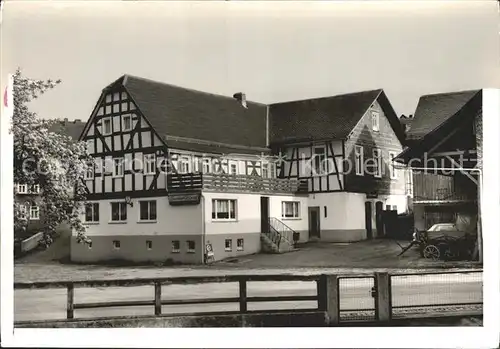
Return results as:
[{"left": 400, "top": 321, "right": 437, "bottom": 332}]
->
[{"left": 14, "top": 272, "right": 482, "bottom": 323}]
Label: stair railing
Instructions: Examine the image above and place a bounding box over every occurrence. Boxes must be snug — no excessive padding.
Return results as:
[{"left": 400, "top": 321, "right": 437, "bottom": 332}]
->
[{"left": 269, "top": 217, "right": 297, "bottom": 246}]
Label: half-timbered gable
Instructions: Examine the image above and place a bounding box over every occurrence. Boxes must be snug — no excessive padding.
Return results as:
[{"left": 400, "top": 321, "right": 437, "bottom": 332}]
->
[{"left": 343, "top": 92, "right": 407, "bottom": 196}]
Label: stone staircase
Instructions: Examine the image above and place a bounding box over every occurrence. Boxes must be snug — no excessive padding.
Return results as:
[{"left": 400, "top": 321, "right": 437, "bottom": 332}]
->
[{"left": 260, "top": 218, "right": 298, "bottom": 254}]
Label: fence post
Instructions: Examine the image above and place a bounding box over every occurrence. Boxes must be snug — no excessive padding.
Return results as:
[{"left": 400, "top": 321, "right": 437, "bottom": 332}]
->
[
  {"left": 66, "top": 283, "right": 74, "bottom": 320},
  {"left": 154, "top": 282, "right": 162, "bottom": 316},
  {"left": 239, "top": 279, "right": 247, "bottom": 313},
  {"left": 324, "top": 275, "right": 339, "bottom": 325},
  {"left": 374, "top": 272, "right": 392, "bottom": 322},
  {"left": 316, "top": 275, "right": 327, "bottom": 311}
]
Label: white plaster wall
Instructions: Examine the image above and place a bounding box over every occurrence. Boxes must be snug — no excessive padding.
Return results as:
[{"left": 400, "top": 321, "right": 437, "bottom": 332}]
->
[
  {"left": 203, "top": 192, "right": 260, "bottom": 235},
  {"left": 80, "top": 197, "right": 202, "bottom": 236},
  {"left": 308, "top": 192, "right": 366, "bottom": 230},
  {"left": 269, "top": 195, "right": 309, "bottom": 232},
  {"left": 384, "top": 194, "right": 408, "bottom": 214}
]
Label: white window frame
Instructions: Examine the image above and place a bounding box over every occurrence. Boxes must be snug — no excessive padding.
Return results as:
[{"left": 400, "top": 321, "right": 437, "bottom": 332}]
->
[
  {"left": 85, "top": 162, "right": 94, "bottom": 180},
  {"left": 179, "top": 156, "right": 190, "bottom": 174},
  {"left": 313, "top": 146, "right": 328, "bottom": 176},
  {"left": 229, "top": 161, "right": 238, "bottom": 175},
  {"left": 17, "top": 184, "right": 28, "bottom": 194},
  {"left": 261, "top": 161, "right": 269, "bottom": 178},
  {"left": 113, "top": 158, "right": 124, "bottom": 177},
  {"left": 31, "top": 184, "right": 40, "bottom": 194},
  {"left": 355, "top": 145, "right": 364, "bottom": 176},
  {"left": 281, "top": 201, "right": 301, "bottom": 219},
  {"left": 371, "top": 110, "right": 380, "bottom": 132},
  {"left": 388, "top": 151, "right": 398, "bottom": 180},
  {"left": 202, "top": 158, "right": 211, "bottom": 174},
  {"left": 19, "top": 204, "right": 27, "bottom": 219},
  {"left": 224, "top": 239, "right": 232, "bottom": 252},
  {"left": 269, "top": 163, "right": 277, "bottom": 179},
  {"left": 237, "top": 238, "right": 244, "bottom": 251},
  {"left": 122, "top": 114, "right": 132, "bottom": 132},
  {"left": 143, "top": 154, "right": 156, "bottom": 175},
  {"left": 138, "top": 200, "right": 157, "bottom": 222},
  {"left": 373, "top": 148, "right": 382, "bottom": 178},
  {"left": 186, "top": 240, "right": 196, "bottom": 253},
  {"left": 193, "top": 157, "right": 201, "bottom": 173},
  {"left": 171, "top": 240, "right": 180, "bottom": 253},
  {"left": 102, "top": 117, "right": 112, "bottom": 135},
  {"left": 112, "top": 240, "right": 121, "bottom": 250},
  {"left": 85, "top": 202, "right": 99, "bottom": 223},
  {"left": 110, "top": 202, "right": 127, "bottom": 222},
  {"left": 212, "top": 199, "right": 237, "bottom": 221},
  {"left": 30, "top": 205, "right": 40, "bottom": 220}
]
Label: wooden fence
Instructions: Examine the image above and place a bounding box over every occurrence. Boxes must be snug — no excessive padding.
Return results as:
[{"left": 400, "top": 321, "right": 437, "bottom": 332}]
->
[{"left": 14, "top": 271, "right": 483, "bottom": 326}]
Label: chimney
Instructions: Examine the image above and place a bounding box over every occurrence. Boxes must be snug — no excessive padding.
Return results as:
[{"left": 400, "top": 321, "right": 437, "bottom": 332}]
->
[{"left": 233, "top": 92, "right": 248, "bottom": 109}]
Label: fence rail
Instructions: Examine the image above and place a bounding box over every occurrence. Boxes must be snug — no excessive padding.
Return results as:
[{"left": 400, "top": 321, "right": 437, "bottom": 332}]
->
[{"left": 14, "top": 271, "right": 483, "bottom": 325}]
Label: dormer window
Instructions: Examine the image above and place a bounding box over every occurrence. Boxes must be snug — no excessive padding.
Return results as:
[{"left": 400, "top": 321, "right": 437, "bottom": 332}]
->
[{"left": 371, "top": 111, "right": 380, "bottom": 132}]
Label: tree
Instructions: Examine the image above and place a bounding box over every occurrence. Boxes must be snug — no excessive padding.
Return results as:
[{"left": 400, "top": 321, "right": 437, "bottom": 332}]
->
[{"left": 12, "top": 69, "right": 91, "bottom": 246}]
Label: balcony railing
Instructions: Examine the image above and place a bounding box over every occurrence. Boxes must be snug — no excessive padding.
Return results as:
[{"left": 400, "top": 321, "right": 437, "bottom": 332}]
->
[{"left": 167, "top": 173, "right": 308, "bottom": 195}]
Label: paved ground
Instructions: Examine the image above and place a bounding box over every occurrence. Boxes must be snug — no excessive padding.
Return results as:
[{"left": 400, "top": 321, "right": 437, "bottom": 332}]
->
[
  {"left": 15, "top": 239, "right": 481, "bottom": 283},
  {"left": 15, "top": 272, "right": 482, "bottom": 323}
]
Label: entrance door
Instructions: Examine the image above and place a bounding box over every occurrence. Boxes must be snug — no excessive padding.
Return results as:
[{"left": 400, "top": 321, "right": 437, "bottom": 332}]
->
[
  {"left": 365, "top": 202, "right": 373, "bottom": 239},
  {"left": 260, "top": 196, "right": 270, "bottom": 234},
  {"left": 308, "top": 207, "right": 321, "bottom": 239}
]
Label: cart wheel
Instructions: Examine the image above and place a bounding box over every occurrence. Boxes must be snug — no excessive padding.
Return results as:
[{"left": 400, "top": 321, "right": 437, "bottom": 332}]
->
[{"left": 423, "top": 245, "right": 440, "bottom": 260}]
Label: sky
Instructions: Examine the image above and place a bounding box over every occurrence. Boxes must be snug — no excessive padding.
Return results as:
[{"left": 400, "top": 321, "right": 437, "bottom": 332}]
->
[{"left": 1, "top": 1, "right": 499, "bottom": 121}]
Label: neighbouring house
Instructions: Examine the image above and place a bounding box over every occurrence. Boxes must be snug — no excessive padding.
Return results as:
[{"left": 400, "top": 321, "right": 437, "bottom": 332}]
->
[
  {"left": 72, "top": 75, "right": 411, "bottom": 264},
  {"left": 14, "top": 118, "right": 86, "bottom": 253},
  {"left": 394, "top": 89, "right": 482, "bottom": 258}
]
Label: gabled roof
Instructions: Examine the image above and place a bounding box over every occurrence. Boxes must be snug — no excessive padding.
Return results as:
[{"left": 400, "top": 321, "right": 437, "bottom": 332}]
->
[
  {"left": 105, "top": 75, "right": 268, "bottom": 151},
  {"left": 406, "top": 90, "right": 481, "bottom": 141},
  {"left": 269, "top": 89, "right": 404, "bottom": 145},
  {"left": 49, "top": 119, "right": 86, "bottom": 141}
]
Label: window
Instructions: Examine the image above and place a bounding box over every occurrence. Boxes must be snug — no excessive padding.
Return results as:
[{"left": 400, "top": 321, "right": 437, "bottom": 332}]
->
[
  {"left": 85, "top": 203, "right": 99, "bottom": 222},
  {"left": 282, "top": 201, "right": 300, "bottom": 219},
  {"left": 261, "top": 162, "right": 269, "bottom": 178},
  {"left": 102, "top": 117, "right": 112, "bottom": 135},
  {"left": 30, "top": 205, "right": 40, "bottom": 220},
  {"left": 225, "top": 239, "right": 232, "bottom": 252},
  {"left": 139, "top": 200, "right": 157, "bottom": 221},
  {"left": 110, "top": 202, "right": 127, "bottom": 222},
  {"left": 179, "top": 156, "right": 190, "bottom": 174},
  {"left": 202, "top": 159, "right": 211, "bottom": 174},
  {"left": 19, "top": 204, "right": 27, "bottom": 219},
  {"left": 143, "top": 154, "right": 156, "bottom": 175},
  {"left": 17, "top": 184, "right": 28, "bottom": 194},
  {"left": 237, "top": 238, "right": 244, "bottom": 251},
  {"left": 113, "top": 158, "right": 124, "bottom": 177},
  {"left": 313, "top": 146, "right": 328, "bottom": 175},
  {"left": 355, "top": 145, "right": 364, "bottom": 176},
  {"left": 31, "top": 184, "right": 40, "bottom": 194},
  {"left": 269, "top": 163, "right": 276, "bottom": 179},
  {"left": 373, "top": 149, "right": 382, "bottom": 178},
  {"left": 187, "top": 240, "right": 196, "bottom": 253},
  {"left": 113, "top": 240, "right": 120, "bottom": 249},
  {"left": 146, "top": 240, "right": 153, "bottom": 250},
  {"left": 172, "top": 240, "right": 180, "bottom": 253},
  {"left": 371, "top": 111, "right": 380, "bottom": 132},
  {"left": 122, "top": 114, "right": 132, "bottom": 131},
  {"left": 229, "top": 162, "right": 238, "bottom": 175},
  {"left": 85, "top": 162, "right": 94, "bottom": 180},
  {"left": 388, "top": 151, "right": 398, "bottom": 179},
  {"left": 212, "top": 199, "right": 237, "bottom": 220},
  {"left": 193, "top": 158, "right": 200, "bottom": 173}
]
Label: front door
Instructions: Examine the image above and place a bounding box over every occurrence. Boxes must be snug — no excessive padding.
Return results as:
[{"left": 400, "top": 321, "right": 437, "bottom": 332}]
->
[
  {"left": 365, "top": 202, "right": 373, "bottom": 239},
  {"left": 308, "top": 207, "right": 321, "bottom": 239},
  {"left": 260, "top": 196, "right": 270, "bottom": 234}
]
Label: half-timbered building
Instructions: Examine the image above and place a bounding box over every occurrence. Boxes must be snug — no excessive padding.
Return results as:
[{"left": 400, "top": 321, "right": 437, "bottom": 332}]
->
[
  {"left": 269, "top": 89, "right": 410, "bottom": 242},
  {"left": 73, "top": 75, "right": 410, "bottom": 264}
]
